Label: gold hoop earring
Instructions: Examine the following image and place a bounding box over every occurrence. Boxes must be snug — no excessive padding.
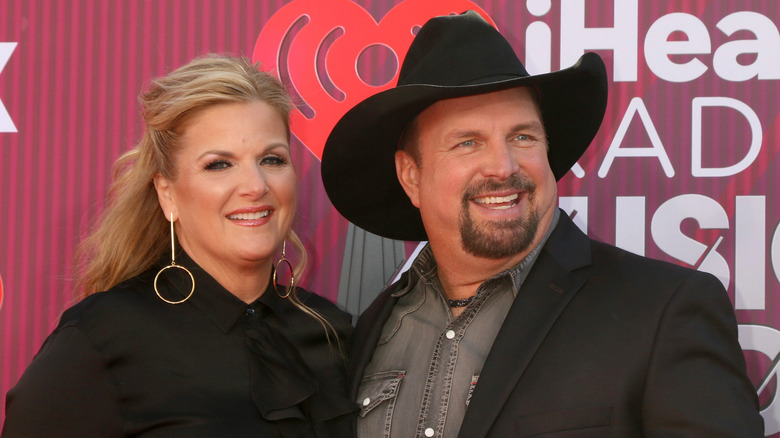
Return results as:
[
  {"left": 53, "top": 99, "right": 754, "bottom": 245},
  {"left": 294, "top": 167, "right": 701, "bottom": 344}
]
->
[
  {"left": 154, "top": 213, "right": 195, "bottom": 304},
  {"left": 273, "top": 240, "right": 294, "bottom": 299}
]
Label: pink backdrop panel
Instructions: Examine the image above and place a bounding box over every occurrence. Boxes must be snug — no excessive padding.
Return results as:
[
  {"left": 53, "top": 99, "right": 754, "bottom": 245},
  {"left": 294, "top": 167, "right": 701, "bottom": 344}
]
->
[{"left": 1, "top": 0, "right": 779, "bottom": 434}]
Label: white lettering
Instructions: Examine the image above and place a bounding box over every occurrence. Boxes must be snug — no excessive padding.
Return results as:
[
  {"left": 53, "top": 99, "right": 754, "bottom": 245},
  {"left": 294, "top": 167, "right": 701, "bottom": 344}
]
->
[
  {"left": 644, "top": 13, "right": 711, "bottom": 82},
  {"left": 598, "top": 97, "right": 674, "bottom": 178},
  {"left": 735, "top": 196, "right": 765, "bottom": 310},
  {"left": 525, "top": 22, "right": 552, "bottom": 74},
  {"left": 714, "top": 11, "right": 780, "bottom": 81},
  {"left": 553, "top": 5, "right": 780, "bottom": 83},
  {"left": 691, "top": 97, "right": 762, "bottom": 177},
  {"left": 558, "top": 196, "right": 588, "bottom": 233},
  {"left": 737, "top": 324, "right": 780, "bottom": 434},
  {"left": 615, "top": 196, "right": 645, "bottom": 256},
  {"left": 569, "top": 162, "right": 585, "bottom": 178},
  {"left": 560, "top": 0, "right": 638, "bottom": 81},
  {"left": 0, "top": 42, "right": 17, "bottom": 133},
  {"left": 770, "top": 220, "right": 780, "bottom": 298},
  {"left": 650, "top": 194, "right": 729, "bottom": 288},
  {"left": 697, "top": 234, "right": 730, "bottom": 290},
  {"left": 525, "top": 0, "right": 552, "bottom": 74}
]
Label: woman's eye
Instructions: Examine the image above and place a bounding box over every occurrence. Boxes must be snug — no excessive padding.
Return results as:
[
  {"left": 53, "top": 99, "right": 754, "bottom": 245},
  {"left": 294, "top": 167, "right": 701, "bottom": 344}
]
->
[
  {"left": 260, "top": 155, "right": 289, "bottom": 166},
  {"left": 204, "top": 160, "right": 231, "bottom": 170}
]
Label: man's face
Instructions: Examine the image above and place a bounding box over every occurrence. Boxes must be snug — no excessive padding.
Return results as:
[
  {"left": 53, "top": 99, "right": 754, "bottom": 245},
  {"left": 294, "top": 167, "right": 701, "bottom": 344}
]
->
[{"left": 396, "top": 87, "right": 558, "bottom": 261}]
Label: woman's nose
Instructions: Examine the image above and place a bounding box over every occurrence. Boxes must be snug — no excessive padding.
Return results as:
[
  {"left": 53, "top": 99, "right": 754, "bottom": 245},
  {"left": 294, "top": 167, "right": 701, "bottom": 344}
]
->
[{"left": 240, "top": 165, "right": 269, "bottom": 198}]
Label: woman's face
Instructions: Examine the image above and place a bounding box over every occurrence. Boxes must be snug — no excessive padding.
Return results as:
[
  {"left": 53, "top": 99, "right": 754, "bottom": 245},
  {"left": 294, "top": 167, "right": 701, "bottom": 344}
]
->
[{"left": 154, "top": 100, "right": 296, "bottom": 274}]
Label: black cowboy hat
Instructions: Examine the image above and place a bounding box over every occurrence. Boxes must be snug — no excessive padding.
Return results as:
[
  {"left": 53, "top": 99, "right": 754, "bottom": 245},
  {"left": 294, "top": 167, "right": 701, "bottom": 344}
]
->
[{"left": 321, "top": 10, "right": 608, "bottom": 241}]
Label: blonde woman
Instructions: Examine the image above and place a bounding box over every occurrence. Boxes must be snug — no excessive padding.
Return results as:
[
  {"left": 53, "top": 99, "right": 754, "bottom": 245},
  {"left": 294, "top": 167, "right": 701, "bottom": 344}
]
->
[{"left": 2, "top": 55, "right": 355, "bottom": 437}]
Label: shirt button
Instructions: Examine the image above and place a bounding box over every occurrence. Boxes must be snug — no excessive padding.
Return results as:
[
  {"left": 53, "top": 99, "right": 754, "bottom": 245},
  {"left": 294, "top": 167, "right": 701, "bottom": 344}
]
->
[
  {"left": 245, "top": 308, "right": 256, "bottom": 316},
  {"left": 362, "top": 397, "right": 370, "bottom": 406},
  {"left": 425, "top": 428, "right": 435, "bottom": 437},
  {"left": 445, "top": 330, "right": 455, "bottom": 339}
]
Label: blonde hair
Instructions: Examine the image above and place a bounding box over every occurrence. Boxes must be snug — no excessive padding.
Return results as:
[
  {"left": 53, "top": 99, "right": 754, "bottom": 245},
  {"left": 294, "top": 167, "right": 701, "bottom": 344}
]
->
[{"left": 76, "top": 55, "right": 335, "bottom": 341}]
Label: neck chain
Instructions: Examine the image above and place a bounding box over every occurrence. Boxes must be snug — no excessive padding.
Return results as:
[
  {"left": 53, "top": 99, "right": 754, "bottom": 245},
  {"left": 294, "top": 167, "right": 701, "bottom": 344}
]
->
[{"left": 447, "top": 295, "right": 476, "bottom": 307}]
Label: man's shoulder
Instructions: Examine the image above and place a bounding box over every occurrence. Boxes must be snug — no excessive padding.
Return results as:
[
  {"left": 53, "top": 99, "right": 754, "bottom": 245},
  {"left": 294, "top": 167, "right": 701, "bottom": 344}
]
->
[
  {"left": 547, "top": 215, "right": 711, "bottom": 284},
  {"left": 354, "top": 275, "right": 406, "bottom": 328},
  {"left": 590, "top": 238, "right": 702, "bottom": 273},
  {"left": 584, "top": 238, "right": 726, "bottom": 301}
]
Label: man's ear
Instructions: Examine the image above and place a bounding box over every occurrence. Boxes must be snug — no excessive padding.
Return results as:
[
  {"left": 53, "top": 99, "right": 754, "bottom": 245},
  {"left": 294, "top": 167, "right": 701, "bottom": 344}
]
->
[
  {"left": 153, "top": 173, "right": 178, "bottom": 221},
  {"left": 395, "top": 150, "right": 421, "bottom": 208}
]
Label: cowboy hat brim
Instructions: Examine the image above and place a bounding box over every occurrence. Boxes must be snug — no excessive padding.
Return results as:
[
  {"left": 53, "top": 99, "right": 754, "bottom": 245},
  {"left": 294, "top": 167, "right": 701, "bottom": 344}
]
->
[{"left": 322, "top": 52, "right": 607, "bottom": 242}]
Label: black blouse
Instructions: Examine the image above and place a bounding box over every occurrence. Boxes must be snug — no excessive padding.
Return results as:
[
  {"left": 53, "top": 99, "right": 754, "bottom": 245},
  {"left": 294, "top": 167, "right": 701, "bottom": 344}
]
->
[{"left": 2, "top": 253, "right": 356, "bottom": 437}]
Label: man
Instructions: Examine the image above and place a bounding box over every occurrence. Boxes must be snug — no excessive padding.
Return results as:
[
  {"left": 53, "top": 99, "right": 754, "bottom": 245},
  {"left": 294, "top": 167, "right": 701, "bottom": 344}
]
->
[{"left": 321, "top": 11, "right": 763, "bottom": 438}]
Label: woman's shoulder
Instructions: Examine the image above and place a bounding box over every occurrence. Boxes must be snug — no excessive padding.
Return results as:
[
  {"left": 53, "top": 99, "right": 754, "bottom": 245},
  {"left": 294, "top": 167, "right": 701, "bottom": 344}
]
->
[
  {"left": 58, "top": 271, "right": 158, "bottom": 330},
  {"left": 293, "top": 287, "right": 352, "bottom": 325}
]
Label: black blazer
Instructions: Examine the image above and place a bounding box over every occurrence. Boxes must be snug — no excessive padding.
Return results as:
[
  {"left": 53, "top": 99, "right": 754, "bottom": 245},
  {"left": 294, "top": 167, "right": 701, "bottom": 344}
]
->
[{"left": 348, "top": 212, "right": 763, "bottom": 437}]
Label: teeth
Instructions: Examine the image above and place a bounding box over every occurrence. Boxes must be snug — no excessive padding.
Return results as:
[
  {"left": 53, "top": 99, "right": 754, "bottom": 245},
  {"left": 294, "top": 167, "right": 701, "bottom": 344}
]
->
[
  {"left": 473, "top": 193, "right": 519, "bottom": 205},
  {"left": 227, "top": 210, "right": 270, "bottom": 220}
]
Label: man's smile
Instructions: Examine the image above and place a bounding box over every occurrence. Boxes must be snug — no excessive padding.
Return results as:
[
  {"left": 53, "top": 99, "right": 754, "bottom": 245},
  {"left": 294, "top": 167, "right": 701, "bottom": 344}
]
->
[{"left": 471, "top": 193, "right": 520, "bottom": 210}]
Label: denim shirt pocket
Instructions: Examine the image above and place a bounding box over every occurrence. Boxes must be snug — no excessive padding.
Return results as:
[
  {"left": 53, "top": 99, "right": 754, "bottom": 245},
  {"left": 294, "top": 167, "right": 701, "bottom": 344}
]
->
[{"left": 357, "top": 370, "right": 406, "bottom": 418}]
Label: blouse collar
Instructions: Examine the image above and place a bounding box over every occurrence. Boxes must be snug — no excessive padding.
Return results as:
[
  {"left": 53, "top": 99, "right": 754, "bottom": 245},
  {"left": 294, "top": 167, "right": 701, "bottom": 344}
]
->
[{"left": 156, "top": 249, "right": 284, "bottom": 333}]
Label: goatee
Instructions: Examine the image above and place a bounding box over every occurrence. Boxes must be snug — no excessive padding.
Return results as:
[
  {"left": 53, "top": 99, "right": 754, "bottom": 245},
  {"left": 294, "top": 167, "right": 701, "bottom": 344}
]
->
[{"left": 459, "top": 175, "right": 540, "bottom": 259}]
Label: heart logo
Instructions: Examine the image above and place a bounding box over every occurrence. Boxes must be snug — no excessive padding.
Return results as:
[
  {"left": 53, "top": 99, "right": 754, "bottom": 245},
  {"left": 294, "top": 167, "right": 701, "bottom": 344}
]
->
[{"left": 253, "top": 0, "right": 493, "bottom": 160}]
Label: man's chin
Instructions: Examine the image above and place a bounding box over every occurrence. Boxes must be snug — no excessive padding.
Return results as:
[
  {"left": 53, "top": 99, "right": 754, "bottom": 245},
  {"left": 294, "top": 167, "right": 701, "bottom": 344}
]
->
[{"left": 460, "top": 225, "right": 538, "bottom": 259}]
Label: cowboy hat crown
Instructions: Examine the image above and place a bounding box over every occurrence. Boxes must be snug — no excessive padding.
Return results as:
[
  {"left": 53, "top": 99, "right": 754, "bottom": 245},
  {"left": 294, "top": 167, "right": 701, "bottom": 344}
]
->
[{"left": 322, "top": 10, "right": 608, "bottom": 241}]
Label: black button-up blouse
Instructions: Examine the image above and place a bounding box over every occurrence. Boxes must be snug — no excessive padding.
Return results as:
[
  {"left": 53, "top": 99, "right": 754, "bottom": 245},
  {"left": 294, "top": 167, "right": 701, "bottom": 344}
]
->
[{"left": 2, "top": 252, "right": 356, "bottom": 437}]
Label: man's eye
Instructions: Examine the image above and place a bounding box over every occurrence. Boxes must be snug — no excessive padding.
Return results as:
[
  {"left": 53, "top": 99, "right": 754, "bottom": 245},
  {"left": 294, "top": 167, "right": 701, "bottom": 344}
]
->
[
  {"left": 458, "top": 140, "right": 475, "bottom": 147},
  {"left": 204, "top": 160, "right": 231, "bottom": 170}
]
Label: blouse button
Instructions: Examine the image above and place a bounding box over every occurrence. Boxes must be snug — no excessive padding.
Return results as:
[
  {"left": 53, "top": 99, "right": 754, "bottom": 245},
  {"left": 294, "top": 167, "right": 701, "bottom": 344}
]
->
[
  {"left": 362, "top": 397, "right": 371, "bottom": 406},
  {"left": 425, "top": 427, "right": 435, "bottom": 437},
  {"left": 445, "top": 330, "right": 455, "bottom": 339}
]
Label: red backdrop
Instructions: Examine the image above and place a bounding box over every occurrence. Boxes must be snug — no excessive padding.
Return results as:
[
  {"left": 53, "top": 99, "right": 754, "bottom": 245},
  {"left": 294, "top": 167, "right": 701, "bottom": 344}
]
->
[{"left": 1, "top": 0, "right": 779, "bottom": 434}]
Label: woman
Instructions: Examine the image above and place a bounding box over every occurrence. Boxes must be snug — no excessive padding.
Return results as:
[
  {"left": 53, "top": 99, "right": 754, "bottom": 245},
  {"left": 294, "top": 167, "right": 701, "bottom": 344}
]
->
[{"left": 2, "top": 55, "right": 355, "bottom": 437}]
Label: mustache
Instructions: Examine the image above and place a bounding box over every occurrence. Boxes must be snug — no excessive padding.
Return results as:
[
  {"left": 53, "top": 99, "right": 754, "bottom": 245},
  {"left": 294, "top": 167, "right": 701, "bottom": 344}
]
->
[{"left": 462, "top": 174, "right": 536, "bottom": 201}]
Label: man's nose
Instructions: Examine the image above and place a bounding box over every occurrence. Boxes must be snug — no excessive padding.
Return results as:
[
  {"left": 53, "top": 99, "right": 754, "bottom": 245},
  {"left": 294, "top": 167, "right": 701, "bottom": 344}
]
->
[{"left": 481, "top": 142, "right": 520, "bottom": 179}]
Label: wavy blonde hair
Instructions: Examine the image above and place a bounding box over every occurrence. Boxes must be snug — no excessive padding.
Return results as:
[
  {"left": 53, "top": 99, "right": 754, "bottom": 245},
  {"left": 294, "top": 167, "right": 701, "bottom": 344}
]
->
[{"left": 76, "top": 54, "right": 335, "bottom": 340}]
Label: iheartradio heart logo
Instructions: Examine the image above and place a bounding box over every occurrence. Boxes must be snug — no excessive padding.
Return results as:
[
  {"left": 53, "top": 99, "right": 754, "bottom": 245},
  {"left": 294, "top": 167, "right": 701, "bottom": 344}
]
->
[{"left": 253, "top": 0, "right": 493, "bottom": 160}]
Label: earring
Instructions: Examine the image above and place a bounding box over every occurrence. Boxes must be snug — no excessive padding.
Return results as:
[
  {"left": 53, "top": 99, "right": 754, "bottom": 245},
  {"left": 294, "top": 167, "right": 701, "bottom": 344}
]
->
[
  {"left": 273, "top": 240, "right": 294, "bottom": 299},
  {"left": 154, "top": 213, "right": 195, "bottom": 304}
]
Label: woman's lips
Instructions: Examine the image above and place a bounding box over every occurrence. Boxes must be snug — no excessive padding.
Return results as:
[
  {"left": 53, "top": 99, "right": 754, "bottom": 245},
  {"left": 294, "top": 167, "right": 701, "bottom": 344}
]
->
[
  {"left": 226, "top": 207, "right": 273, "bottom": 225},
  {"left": 226, "top": 210, "right": 270, "bottom": 220}
]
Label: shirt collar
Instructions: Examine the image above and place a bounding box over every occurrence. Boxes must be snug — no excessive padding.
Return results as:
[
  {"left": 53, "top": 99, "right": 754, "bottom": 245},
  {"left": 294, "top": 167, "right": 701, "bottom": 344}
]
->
[
  {"left": 394, "top": 208, "right": 561, "bottom": 298},
  {"left": 158, "top": 250, "right": 283, "bottom": 334},
  {"left": 390, "top": 244, "right": 435, "bottom": 298},
  {"left": 504, "top": 208, "right": 559, "bottom": 294}
]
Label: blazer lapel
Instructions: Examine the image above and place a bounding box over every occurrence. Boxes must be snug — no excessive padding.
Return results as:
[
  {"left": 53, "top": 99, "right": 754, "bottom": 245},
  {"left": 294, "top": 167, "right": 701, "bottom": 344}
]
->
[{"left": 458, "top": 214, "right": 592, "bottom": 438}]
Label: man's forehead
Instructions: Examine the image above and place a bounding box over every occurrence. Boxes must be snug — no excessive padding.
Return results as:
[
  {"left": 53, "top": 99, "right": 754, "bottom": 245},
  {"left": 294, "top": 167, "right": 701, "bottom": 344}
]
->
[
  {"left": 444, "top": 120, "right": 546, "bottom": 139},
  {"left": 417, "top": 87, "right": 544, "bottom": 133}
]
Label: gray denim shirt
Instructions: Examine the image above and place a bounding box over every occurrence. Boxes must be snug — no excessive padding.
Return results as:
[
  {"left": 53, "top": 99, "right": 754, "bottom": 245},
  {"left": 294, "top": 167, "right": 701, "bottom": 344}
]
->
[{"left": 357, "top": 210, "right": 560, "bottom": 438}]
